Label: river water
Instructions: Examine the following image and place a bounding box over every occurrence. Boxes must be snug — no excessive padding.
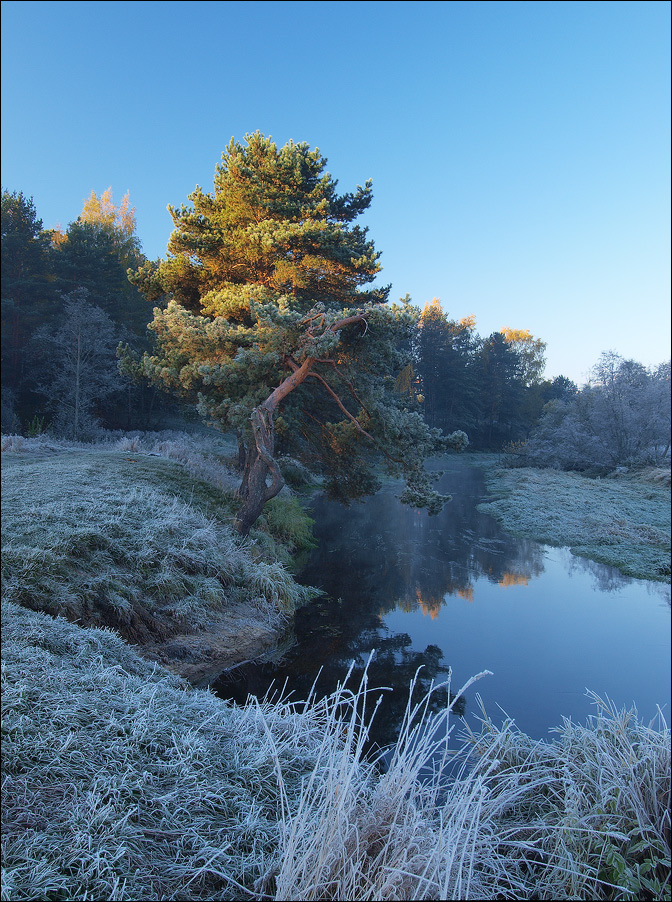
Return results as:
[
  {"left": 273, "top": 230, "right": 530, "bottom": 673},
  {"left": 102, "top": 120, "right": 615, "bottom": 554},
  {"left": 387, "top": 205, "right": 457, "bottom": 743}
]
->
[{"left": 214, "top": 459, "right": 670, "bottom": 748}]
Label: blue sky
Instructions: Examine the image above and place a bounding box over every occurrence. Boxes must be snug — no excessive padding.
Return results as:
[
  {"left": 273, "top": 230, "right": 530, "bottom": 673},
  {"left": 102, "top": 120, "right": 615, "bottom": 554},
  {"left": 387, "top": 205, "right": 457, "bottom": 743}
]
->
[{"left": 2, "top": 0, "right": 670, "bottom": 385}]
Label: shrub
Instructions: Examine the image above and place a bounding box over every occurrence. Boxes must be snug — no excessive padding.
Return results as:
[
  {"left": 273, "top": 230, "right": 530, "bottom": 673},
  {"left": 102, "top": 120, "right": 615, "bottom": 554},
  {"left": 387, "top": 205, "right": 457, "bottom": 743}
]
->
[{"left": 525, "top": 354, "right": 670, "bottom": 472}]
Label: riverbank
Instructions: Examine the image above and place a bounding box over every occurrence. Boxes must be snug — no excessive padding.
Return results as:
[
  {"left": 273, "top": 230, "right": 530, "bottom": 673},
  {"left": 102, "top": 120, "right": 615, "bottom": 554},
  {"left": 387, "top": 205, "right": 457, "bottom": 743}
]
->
[
  {"left": 1, "top": 431, "right": 316, "bottom": 680},
  {"left": 2, "top": 436, "right": 670, "bottom": 900},
  {"left": 470, "top": 455, "right": 671, "bottom": 583},
  {"left": 3, "top": 599, "right": 670, "bottom": 901}
]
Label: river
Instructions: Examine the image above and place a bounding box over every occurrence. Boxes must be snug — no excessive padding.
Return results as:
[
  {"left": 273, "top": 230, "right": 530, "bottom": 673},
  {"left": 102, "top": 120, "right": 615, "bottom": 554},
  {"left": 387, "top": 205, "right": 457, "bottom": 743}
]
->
[{"left": 214, "top": 458, "right": 670, "bottom": 749}]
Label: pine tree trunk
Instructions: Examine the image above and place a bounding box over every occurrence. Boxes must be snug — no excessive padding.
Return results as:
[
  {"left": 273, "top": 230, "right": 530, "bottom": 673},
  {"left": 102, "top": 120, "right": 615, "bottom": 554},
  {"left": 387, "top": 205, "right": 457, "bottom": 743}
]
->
[
  {"left": 233, "top": 355, "right": 319, "bottom": 534},
  {"left": 233, "top": 405, "right": 285, "bottom": 535},
  {"left": 235, "top": 429, "right": 247, "bottom": 471}
]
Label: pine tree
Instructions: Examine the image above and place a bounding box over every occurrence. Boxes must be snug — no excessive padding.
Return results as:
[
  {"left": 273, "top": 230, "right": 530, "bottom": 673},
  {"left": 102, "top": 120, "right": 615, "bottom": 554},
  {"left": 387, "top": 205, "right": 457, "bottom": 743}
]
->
[
  {"left": 1, "top": 190, "right": 56, "bottom": 396},
  {"left": 131, "top": 134, "right": 466, "bottom": 534},
  {"left": 54, "top": 189, "right": 151, "bottom": 336},
  {"left": 474, "top": 332, "right": 523, "bottom": 448},
  {"left": 416, "top": 300, "right": 478, "bottom": 436}
]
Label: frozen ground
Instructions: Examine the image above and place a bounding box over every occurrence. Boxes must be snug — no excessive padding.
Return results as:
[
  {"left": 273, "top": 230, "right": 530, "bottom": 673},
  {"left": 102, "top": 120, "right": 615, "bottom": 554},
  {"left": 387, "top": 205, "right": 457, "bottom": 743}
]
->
[{"left": 475, "top": 462, "right": 670, "bottom": 582}]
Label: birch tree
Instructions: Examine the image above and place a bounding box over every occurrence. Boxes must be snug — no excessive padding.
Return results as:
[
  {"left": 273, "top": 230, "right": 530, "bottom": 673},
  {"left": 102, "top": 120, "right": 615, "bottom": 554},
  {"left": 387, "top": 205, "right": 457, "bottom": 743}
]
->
[{"left": 31, "top": 289, "right": 123, "bottom": 439}]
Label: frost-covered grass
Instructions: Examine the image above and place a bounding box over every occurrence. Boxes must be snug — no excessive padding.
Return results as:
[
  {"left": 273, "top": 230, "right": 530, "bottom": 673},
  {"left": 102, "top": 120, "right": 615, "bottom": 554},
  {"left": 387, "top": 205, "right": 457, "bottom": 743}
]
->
[
  {"left": 460, "top": 696, "right": 671, "bottom": 901},
  {"left": 1, "top": 436, "right": 315, "bottom": 645},
  {"left": 3, "top": 437, "right": 669, "bottom": 899},
  {"left": 2, "top": 429, "right": 317, "bottom": 558},
  {"left": 1, "top": 601, "right": 322, "bottom": 901},
  {"left": 474, "top": 462, "right": 671, "bottom": 582},
  {"left": 1, "top": 428, "right": 242, "bottom": 499},
  {"left": 2, "top": 601, "right": 669, "bottom": 901}
]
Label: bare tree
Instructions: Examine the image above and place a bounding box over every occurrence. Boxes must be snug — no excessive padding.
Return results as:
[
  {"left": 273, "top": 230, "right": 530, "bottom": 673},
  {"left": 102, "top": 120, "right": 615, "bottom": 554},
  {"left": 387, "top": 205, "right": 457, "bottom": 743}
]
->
[
  {"left": 525, "top": 352, "right": 671, "bottom": 470},
  {"left": 30, "top": 289, "right": 124, "bottom": 439}
]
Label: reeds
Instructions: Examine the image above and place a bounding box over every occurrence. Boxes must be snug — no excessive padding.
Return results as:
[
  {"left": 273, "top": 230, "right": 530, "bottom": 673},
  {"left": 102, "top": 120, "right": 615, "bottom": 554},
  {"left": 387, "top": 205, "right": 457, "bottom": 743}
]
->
[{"left": 254, "top": 668, "right": 671, "bottom": 901}]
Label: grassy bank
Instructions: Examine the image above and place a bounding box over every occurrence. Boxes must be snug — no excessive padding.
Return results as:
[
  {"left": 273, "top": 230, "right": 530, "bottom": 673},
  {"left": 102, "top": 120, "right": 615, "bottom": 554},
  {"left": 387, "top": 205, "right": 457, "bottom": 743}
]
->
[
  {"left": 1, "top": 431, "right": 316, "bottom": 680},
  {"left": 2, "top": 435, "right": 670, "bottom": 899},
  {"left": 2, "top": 600, "right": 669, "bottom": 901},
  {"left": 472, "top": 458, "right": 671, "bottom": 582}
]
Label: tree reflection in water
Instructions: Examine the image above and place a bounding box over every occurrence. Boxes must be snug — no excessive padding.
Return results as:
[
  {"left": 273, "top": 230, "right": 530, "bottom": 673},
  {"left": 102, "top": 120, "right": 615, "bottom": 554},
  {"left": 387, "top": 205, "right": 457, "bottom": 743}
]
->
[
  {"left": 215, "top": 628, "right": 465, "bottom": 757},
  {"left": 213, "top": 461, "right": 533, "bottom": 755},
  {"left": 213, "top": 459, "right": 670, "bottom": 745},
  {"left": 297, "top": 461, "right": 548, "bottom": 622}
]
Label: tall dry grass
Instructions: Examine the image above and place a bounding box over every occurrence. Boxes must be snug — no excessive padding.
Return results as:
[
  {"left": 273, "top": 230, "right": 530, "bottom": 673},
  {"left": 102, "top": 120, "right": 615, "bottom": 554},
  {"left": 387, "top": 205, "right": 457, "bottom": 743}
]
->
[
  {"left": 264, "top": 666, "right": 670, "bottom": 901},
  {"left": 2, "top": 601, "right": 670, "bottom": 900}
]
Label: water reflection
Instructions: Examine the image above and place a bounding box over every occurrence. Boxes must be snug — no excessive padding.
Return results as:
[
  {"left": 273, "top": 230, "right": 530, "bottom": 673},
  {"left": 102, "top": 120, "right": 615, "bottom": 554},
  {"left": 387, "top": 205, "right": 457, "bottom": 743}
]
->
[
  {"left": 214, "top": 459, "right": 670, "bottom": 742},
  {"left": 215, "top": 631, "right": 465, "bottom": 755},
  {"left": 562, "top": 548, "right": 671, "bottom": 598},
  {"left": 301, "top": 463, "right": 549, "bottom": 621}
]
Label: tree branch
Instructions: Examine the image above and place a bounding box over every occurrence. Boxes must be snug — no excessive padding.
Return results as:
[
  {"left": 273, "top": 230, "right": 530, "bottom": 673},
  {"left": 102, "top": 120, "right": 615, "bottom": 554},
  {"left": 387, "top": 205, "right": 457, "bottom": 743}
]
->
[
  {"left": 285, "top": 351, "right": 402, "bottom": 466},
  {"left": 300, "top": 311, "right": 326, "bottom": 334},
  {"left": 328, "top": 311, "right": 369, "bottom": 333},
  {"left": 263, "top": 355, "right": 315, "bottom": 414},
  {"left": 315, "top": 358, "right": 371, "bottom": 414},
  {"left": 306, "top": 371, "right": 377, "bottom": 443}
]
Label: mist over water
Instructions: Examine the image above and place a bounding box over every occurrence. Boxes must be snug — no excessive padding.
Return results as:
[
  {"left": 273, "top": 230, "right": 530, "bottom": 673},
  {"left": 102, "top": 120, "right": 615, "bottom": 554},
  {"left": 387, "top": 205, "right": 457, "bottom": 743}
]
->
[{"left": 215, "top": 460, "right": 670, "bottom": 746}]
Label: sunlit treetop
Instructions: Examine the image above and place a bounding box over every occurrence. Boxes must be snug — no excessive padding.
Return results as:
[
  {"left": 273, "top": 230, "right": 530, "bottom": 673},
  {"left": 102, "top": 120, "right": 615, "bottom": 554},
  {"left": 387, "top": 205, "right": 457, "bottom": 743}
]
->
[
  {"left": 147, "top": 131, "right": 389, "bottom": 318},
  {"left": 501, "top": 326, "right": 547, "bottom": 387},
  {"left": 80, "top": 187, "right": 137, "bottom": 240}
]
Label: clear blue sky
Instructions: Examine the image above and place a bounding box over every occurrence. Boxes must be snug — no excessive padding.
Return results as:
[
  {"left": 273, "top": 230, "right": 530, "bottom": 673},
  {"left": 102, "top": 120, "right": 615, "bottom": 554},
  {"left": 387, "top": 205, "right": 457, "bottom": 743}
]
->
[{"left": 2, "top": 0, "right": 670, "bottom": 385}]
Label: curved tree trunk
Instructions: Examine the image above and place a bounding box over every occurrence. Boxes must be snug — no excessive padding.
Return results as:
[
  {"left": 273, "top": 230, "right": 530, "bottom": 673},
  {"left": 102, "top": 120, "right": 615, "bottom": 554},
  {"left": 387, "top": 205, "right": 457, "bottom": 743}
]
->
[
  {"left": 232, "top": 313, "right": 370, "bottom": 535},
  {"left": 235, "top": 428, "right": 247, "bottom": 471},
  {"left": 233, "top": 405, "right": 285, "bottom": 536}
]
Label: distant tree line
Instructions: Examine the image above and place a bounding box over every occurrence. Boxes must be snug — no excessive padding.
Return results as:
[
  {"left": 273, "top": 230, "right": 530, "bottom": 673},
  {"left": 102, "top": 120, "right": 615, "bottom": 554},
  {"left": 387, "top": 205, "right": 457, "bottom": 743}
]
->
[
  {"left": 412, "top": 300, "right": 669, "bottom": 467},
  {"left": 4, "top": 182, "right": 566, "bottom": 452},
  {"left": 411, "top": 297, "right": 578, "bottom": 450},
  {"left": 522, "top": 351, "right": 670, "bottom": 471},
  {"left": 1, "top": 188, "right": 177, "bottom": 437},
  {"left": 2, "top": 180, "right": 668, "bottom": 476}
]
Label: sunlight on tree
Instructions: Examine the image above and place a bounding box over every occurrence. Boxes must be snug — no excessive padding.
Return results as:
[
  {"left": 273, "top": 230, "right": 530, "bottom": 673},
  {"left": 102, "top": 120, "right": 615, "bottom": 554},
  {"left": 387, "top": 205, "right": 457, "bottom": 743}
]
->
[
  {"left": 501, "top": 326, "right": 547, "bottom": 387},
  {"left": 80, "top": 187, "right": 137, "bottom": 239},
  {"left": 131, "top": 133, "right": 467, "bottom": 534}
]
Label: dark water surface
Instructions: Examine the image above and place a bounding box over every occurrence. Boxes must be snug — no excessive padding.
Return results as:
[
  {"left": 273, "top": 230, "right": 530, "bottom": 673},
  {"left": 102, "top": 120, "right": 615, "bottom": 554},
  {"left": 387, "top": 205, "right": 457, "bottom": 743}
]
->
[{"left": 214, "top": 460, "right": 670, "bottom": 746}]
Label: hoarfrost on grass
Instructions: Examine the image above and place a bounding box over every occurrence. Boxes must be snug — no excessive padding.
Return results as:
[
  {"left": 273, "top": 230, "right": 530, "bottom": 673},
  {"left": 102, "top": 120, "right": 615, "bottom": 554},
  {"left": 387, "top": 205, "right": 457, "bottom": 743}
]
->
[
  {"left": 1, "top": 444, "right": 311, "bottom": 635},
  {"left": 2, "top": 602, "right": 670, "bottom": 900},
  {"left": 2, "top": 437, "right": 670, "bottom": 900},
  {"left": 476, "top": 463, "right": 671, "bottom": 582}
]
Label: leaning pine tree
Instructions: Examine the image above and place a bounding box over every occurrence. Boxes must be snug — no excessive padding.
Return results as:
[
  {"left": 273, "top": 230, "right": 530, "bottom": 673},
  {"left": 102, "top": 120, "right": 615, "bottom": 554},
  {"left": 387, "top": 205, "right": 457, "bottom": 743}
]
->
[{"left": 131, "top": 133, "right": 467, "bottom": 534}]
